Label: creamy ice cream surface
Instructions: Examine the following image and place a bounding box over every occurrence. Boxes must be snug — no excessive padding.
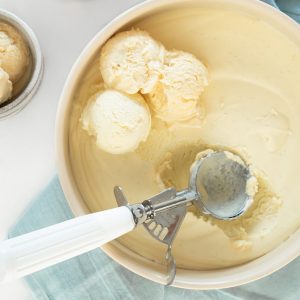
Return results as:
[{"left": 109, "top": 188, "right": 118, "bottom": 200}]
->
[
  {"left": 81, "top": 89, "right": 151, "bottom": 154},
  {"left": 99, "top": 30, "right": 208, "bottom": 124},
  {"left": 0, "top": 22, "right": 29, "bottom": 83},
  {"left": 69, "top": 7, "right": 300, "bottom": 271},
  {"left": 147, "top": 50, "right": 208, "bottom": 123},
  {"left": 0, "top": 67, "right": 12, "bottom": 104},
  {"left": 86, "top": 29, "right": 208, "bottom": 154},
  {"left": 100, "top": 30, "right": 164, "bottom": 94}
]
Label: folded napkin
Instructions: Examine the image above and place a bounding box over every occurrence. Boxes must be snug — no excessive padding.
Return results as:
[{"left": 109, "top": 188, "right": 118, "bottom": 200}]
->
[
  {"left": 275, "top": 0, "right": 300, "bottom": 23},
  {"left": 8, "top": 1, "right": 300, "bottom": 299}
]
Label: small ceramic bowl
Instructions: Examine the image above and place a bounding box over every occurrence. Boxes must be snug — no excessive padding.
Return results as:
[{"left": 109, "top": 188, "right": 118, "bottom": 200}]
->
[
  {"left": 0, "top": 9, "right": 43, "bottom": 120},
  {"left": 56, "top": 0, "right": 300, "bottom": 289}
]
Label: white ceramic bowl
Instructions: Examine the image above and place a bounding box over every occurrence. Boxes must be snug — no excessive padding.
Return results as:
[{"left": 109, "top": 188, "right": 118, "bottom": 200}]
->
[
  {"left": 56, "top": 0, "right": 300, "bottom": 289},
  {"left": 0, "top": 9, "right": 43, "bottom": 119}
]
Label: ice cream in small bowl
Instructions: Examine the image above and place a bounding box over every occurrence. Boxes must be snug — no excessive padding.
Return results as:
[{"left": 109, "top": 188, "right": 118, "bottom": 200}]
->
[
  {"left": 56, "top": 0, "right": 300, "bottom": 289},
  {"left": 0, "top": 10, "right": 43, "bottom": 119}
]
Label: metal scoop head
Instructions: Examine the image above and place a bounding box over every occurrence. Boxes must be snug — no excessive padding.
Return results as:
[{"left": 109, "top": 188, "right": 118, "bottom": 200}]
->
[{"left": 190, "top": 151, "right": 256, "bottom": 220}]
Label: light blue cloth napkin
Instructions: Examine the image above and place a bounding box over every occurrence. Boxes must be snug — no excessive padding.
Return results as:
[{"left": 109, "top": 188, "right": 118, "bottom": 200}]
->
[
  {"left": 275, "top": 0, "right": 300, "bottom": 23},
  {"left": 8, "top": 1, "right": 300, "bottom": 299}
]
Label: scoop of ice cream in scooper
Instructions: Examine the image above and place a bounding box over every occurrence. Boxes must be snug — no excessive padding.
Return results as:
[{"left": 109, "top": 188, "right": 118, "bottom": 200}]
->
[{"left": 0, "top": 150, "right": 257, "bottom": 285}]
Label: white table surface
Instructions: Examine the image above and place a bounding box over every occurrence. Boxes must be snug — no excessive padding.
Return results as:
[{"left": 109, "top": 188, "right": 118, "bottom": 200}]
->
[{"left": 0, "top": 0, "right": 142, "bottom": 298}]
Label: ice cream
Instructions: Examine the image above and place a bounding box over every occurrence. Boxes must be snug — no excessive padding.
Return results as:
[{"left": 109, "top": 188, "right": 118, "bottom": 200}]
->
[
  {"left": 0, "top": 22, "right": 29, "bottom": 83},
  {"left": 0, "top": 67, "right": 12, "bottom": 104},
  {"left": 99, "top": 30, "right": 208, "bottom": 124},
  {"left": 100, "top": 30, "right": 164, "bottom": 94},
  {"left": 89, "top": 30, "right": 208, "bottom": 155},
  {"left": 155, "top": 147, "right": 276, "bottom": 251},
  {"left": 147, "top": 50, "right": 208, "bottom": 123},
  {"left": 81, "top": 89, "right": 151, "bottom": 154},
  {"left": 69, "top": 7, "right": 300, "bottom": 271}
]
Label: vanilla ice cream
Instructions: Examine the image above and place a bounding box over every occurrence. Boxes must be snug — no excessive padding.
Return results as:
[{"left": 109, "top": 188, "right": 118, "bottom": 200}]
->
[
  {"left": 147, "top": 50, "right": 208, "bottom": 123},
  {"left": 0, "top": 22, "right": 29, "bottom": 83},
  {"left": 81, "top": 89, "right": 151, "bottom": 154},
  {"left": 0, "top": 67, "right": 12, "bottom": 104},
  {"left": 100, "top": 30, "right": 164, "bottom": 94},
  {"left": 69, "top": 7, "right": 300, "bottom": 271}
]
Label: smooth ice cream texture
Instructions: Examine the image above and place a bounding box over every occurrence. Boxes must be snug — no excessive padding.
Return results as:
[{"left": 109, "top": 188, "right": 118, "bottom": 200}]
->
[
  {"left": 81, "top": 89, "right": 151, "bottom": 154},
  {"left": 100, "top": 30, "right": 164, "bottom": 94},
  {"left": 99, "top": 29, "right": 208, "bottom": 124},
  {"left": 0, "top": 23, "right": 29, "bottom": 83},
  {"left": 70, "top": 8, "right": 300, "bottom": 271},
  {"left": 0, "top": 67, "right": 12, "bottom": 104},
  {"left": 147, "top": 50, "right": 208, "bottom": 123}
]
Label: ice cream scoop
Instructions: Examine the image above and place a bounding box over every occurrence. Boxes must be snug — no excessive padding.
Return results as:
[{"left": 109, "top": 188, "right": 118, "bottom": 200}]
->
[
  {"left": 0, "top": 150, "right": 256, "bottom": 285},
  {"left": 81, "top": 89, "right": 151, "bottom": 154}
]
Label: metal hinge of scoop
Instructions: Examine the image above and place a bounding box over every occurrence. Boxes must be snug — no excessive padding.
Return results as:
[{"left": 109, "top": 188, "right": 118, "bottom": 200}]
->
[{"left": 114, "top": 186, "right": 187, "bottom": 285}]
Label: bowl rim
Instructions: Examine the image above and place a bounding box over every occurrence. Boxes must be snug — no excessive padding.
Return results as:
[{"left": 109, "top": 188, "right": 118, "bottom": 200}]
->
[{"left": 55, "top": 0, "right": 300, "bottom": 289}]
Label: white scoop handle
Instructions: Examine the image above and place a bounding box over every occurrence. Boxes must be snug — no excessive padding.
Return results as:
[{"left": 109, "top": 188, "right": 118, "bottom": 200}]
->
[{"left": 0, "top": 206, "right": 135, "bottom": 284}]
